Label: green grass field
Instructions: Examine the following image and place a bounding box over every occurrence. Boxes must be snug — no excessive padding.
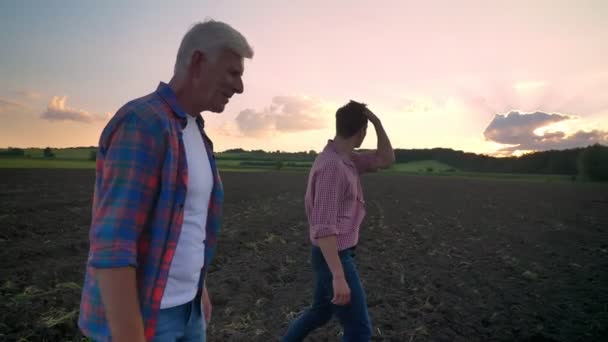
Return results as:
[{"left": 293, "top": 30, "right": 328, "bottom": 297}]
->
[
  {"left": 388, "top": 160, "right": 456, "bottom": 173},
  {"left": 0, "top": 158, "right": 95, "bottom": 169},
  {"left": 0, "top": 150, "right": 575, "bottom": 182},
  {"left": 384, "top": 160, "right": 571, "bottom": 182},
  {"left": 0, "top": 157, "right": 304, "bottom": 172},
  {"left": 21, "top": 147, "right": 96, "bottom": 159}
]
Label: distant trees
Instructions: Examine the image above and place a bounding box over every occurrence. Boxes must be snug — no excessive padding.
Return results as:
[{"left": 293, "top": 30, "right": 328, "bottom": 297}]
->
[
  {"left": 217, "top": 149, "right": 318, "bottom": 162},
  {"left": 3, "top": 144, "right": 605, "bottom": 180},
  {"left": 578, "top": 144, "right": 608, "bottom": 181},
  {"left": 43, "top": 147, "right": 55, "bottom": 158},
  {"left": 216, "top": 145, "right": 607, "bottom": 179},
  {"left": 393, "top": 147, "right": 585, "bottom": 175},
  {"left": 223, "top": 148, "right": 245, "bottom": 153},
  {"left": 0, "top": 147, "right": 25, "bottom": 157}
]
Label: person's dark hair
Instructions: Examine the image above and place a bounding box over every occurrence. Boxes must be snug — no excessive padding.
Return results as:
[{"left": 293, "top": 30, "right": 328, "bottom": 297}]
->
[{"left": 336, "top": 100, "right": 368, "bottom": 138}]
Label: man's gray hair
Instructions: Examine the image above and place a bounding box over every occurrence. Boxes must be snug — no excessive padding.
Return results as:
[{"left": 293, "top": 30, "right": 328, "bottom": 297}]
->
[{"left": 174, "top": 20, "right": 254, "bottom": 76}]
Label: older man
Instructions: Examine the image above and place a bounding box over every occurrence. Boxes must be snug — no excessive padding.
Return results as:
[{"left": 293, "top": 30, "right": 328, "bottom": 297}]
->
[{"left": 78, "top": 20, "right": 253, "bottom": 342}]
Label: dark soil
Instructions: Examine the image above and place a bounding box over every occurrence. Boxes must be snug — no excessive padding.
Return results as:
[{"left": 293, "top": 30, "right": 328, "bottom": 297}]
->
[{"left": 1, "top": 169, "right": 607, "bottom": 341}]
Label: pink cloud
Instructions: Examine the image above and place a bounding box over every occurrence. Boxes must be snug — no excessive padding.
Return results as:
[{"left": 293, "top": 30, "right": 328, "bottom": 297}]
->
[
  {"left": 235, "top": 96, "right": 329, "bottom": 136},
  {"left": 0, "top": 98, "right": 29, "bottom": 113},
  {"left": 484, "top": 111, "right": 608, "bottom": 153},
  {"left": 41, "top": 96, "right": 109, "bottom": 123}
]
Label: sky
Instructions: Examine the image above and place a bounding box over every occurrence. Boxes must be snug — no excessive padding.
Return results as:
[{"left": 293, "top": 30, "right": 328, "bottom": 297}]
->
[{"left": 1, "top": 0, "right": 607, "bottom": 156}]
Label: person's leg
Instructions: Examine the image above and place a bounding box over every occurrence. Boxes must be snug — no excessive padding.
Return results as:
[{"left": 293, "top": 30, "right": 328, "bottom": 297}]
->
[
  {"left": 153, "top": 303, "right": 189, "bottom": 342},
  {"left": 179, "top": 293, "right": 205, "bottom": 342},
  {"left": 334, "top": 250, "right": 372, "bottom": 342},
  {"left": 281, "top": 247, "right": 334, "bottom": 342}
]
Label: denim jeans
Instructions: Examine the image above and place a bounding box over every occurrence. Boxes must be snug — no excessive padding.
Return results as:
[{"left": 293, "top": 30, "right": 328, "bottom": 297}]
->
[
  {"left": 282, "top": 246, "right": 372, "bottom": 342},
  {"left": 153, "top": 293, "right": 205, "bottom": 342}
]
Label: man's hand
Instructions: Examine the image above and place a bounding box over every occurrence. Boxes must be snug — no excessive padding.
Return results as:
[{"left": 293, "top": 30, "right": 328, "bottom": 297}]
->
[
  {"left": 363, "top": 108, "right": 380, "bottom": 125},
  {"left": 363, "top": 106, "right": 395, "bottom": 168},
  {"left": 202, "top": 285, "right": 212, "bottom": 325},
  {"left": 331, "top": 275, "right": 351, "bottom": 305}
]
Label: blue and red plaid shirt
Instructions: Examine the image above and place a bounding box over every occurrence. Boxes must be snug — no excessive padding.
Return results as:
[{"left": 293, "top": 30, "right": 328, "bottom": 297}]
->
[{"left": 78, "top": 82, "right": 224, "bottom": 341}]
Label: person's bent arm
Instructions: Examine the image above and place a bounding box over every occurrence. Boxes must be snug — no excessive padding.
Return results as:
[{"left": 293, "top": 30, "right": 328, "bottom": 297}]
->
[
  {"left": 96, "top": 268, "right": 146, "bottom": 342},
  {"left": 366, "top": 109, "right": 395, "bottom": 168},
  {"left": 309, "top": 162, "right": 351, "bottom": 305},
  {"left": 316, "top": 235, "right": 351, "bottom": 305},
  {"left": 316, "top": 235, "right": 344, "bottom": 279},
  {"left": 89, "top": 113, "right": 164, "bottom": 341}
]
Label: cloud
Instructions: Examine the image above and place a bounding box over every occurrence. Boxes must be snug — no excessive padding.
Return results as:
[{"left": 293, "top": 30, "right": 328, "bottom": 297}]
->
[
  {"left": 0, "top": 98, "right": 29, "bottom": 113},
  {"left": 484, "top": 111, "right": 570, "bottom": 145},
  {"left": 14, "top": 89, "right": 42, "bottom": 100},
  {"left": 213, "top": 120, "right": 243, "bottom": 137},
  {"left": 41, "top": 96, "right": 109, "bottom": 123},
  {"left": 483, "top": 111, "right": 608, "bottom": 153},
  {"left": 235, "top": 96, "right": 330, "bottom": 136},
  {"left": 398, "top": 96, "right": 447, "bottom": 113},
  {"left": 462, "top": 74, "right": 608, "bottom": 120},
  {"left": 0, "top": 91, "right": 42, "bottom": 115}
]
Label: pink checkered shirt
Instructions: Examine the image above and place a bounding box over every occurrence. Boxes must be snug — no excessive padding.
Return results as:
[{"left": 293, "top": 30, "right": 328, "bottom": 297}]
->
[{"left": 305, "top": 140, "right": 379, "bottom": 251}]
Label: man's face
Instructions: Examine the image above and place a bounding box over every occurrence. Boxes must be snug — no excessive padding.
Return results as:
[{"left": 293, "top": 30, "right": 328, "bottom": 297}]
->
[
  {"left": 194, "top": 49, "right": 245, "bottom": 113},
  {"left": 355, "top": 124, "right": 368, "bottom": 148}
]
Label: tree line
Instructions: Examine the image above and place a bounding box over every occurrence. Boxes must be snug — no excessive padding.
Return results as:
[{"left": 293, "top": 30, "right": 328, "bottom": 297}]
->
[
  {"left": 221, "top": 145, "right": 608, "bottom": 180},
  {"left": 2, "top": 144, "right": 606, "bottom": 180}
]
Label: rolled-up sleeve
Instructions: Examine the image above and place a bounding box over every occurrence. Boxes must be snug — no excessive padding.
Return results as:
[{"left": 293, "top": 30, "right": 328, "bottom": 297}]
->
[
  {"left": 88, "top": 113, "right": 164, "bottom": 268},
  {"left": 352, "top": 151, "right": 380, "bottom": 174},
  {"left": 310, "top": 162, "right": 343, "bottom": 239}
]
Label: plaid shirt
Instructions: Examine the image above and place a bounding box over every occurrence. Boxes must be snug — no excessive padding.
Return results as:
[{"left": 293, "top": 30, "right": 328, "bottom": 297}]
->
[
  {"left": 305, "top": 140, "right": 379, "bottom": 250},
  {"left": 78, "top": 82, "right": 224, "bottom": 341}
]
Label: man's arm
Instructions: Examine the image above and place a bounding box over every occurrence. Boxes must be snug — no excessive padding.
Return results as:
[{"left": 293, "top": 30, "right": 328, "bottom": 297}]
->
[
  {"left": 89, "top": 114, "right": 164, "bottom": 341},
  {"left": 309, "top": 163, "right": 351, "bottom": 305},
  {"left": 316, "top": 235, "right": 351, "bottom": 305},
  {"left": 96, "top": 268, "right": 146, "bottom": 342},
  {"left": 316, "top": 236, "right": 344, "bottom": 278},
  {"left": 366, "top": 109, "right": 395, "bottom": 169},
  {"left": 202, "top": 284, "right": 212, "bottom": 325}
]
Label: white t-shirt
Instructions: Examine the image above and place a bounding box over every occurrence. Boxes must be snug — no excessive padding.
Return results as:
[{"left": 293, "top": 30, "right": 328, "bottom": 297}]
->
[{"left": 160, "top": 115, "right": 213, "bottom": 309}]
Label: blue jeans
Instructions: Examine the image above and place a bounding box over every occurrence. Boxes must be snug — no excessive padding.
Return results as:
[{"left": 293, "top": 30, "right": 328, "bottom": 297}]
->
[
  {"left": 282, "top": 246, "right": 372, "bottom": 342},
  {"left": 153, "top": 293, "right": 205, "bottom": 342}
]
